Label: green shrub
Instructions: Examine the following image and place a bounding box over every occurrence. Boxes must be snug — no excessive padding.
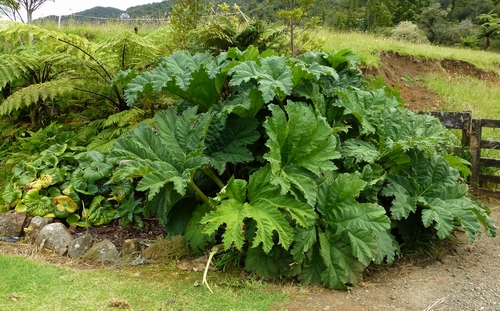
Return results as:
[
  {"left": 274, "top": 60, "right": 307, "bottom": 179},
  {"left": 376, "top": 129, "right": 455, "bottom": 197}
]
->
[
  {"left": 390, "top": 21, "right": 430, "bottom": 44},
  {"left": 106, "top": 46, "right": 495, "bottom": 289}
]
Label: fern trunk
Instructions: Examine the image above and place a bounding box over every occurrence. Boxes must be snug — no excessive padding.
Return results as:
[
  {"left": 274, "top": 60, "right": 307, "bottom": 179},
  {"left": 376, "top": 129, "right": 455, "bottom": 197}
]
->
[
  {"left": 29, "top": 103, "right": 38, "bottom": 126},
  {"left": 2, "top": 82, "right": 12, "bottom": 99}
]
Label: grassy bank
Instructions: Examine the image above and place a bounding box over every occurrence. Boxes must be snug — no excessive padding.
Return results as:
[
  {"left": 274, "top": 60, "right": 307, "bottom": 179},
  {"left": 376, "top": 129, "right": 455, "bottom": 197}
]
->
[
  {"left": 319, "top": 30, "right": 500, "bottom": 74},
  {"left": 0, "top": 254, "right": 290, "bottom": 311}
]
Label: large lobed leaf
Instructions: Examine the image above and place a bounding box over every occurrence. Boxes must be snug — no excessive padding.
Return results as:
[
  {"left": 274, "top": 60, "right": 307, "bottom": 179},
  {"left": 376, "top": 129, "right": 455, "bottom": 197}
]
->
[
  {"left": 263, "top": 101, "right": 340, "bottom": 206},
  {"left": 201, "top": 165, "right": 316, "bottom": 253},
  {"left": 382, "top": 150, "right": 496, "bottom": 241},
  {"left": 108, "top": 107, "right": 212, "bottom": 224},
  {"left": 228, "top": 56, "right": 293, "bottom": 103},
  {"left": 124, "top": 51, "right": 228, "bottom": 111},
  {"left": 204, "top": 116, "right": 260, "bottom": 174},
  {"left": 315, "top": 172, "right": 394, "bottom": 288}
]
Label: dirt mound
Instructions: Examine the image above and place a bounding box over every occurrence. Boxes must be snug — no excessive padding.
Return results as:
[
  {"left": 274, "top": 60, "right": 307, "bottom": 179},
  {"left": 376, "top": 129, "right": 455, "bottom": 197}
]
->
[{"left": 364, "top": 51, "right": 499, "bottom": 111}]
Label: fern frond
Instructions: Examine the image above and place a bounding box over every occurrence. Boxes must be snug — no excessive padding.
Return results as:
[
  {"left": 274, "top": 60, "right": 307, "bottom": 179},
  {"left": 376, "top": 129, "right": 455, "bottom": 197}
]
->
[
  {"left": 86, "top": 127, "right": 129, "bottom": 153},
  {"left": 77, "top": 120, "right": 102, "bottom": 142},
  {"left": 0, "top": 54, "right": 32, "bottom": 88},
  {"left": 198, "top": 15, "right": 237, "bottom": 50},
  {"left": 0, "top": 78, "right": 75, "bottom": 115},
  {"left": 97, "top": 31, "right": 160, "bottom": 71},
  {"left": 87, "top": 118, "right": 106, "bottom": 129},
  {"left": 1, "top": 23, "right": 97, "bottom": 59},
  {"left": 86, "top": 137, "right": 119, "bottom": 154},
  {"left": 103, "top": 108, "right": 145, "bottom": 128}
]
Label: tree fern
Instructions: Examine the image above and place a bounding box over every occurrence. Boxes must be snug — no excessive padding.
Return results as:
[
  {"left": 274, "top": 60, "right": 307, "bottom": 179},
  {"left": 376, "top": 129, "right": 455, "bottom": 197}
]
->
[
  {"left": 0, "top": 78, "right": 74, "bottom": 116},
  {"left": 0, "top": 23, "right": 165, "bottom": 118},
  {"left": 197, "top": 15, "right": 237, "bottom": 51},
  {"left": 97, "top": 31, "right": 160, "bottom": 71}
]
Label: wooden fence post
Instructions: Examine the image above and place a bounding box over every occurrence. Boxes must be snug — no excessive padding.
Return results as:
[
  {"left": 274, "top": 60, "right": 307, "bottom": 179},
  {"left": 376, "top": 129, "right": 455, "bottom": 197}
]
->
[{"left": 470, "top": 119, "right": 481, "bottom": 194}]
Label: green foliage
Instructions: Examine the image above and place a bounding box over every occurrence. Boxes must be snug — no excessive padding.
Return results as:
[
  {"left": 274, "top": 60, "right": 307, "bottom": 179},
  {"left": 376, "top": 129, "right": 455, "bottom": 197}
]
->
[
  {"left": 0, "top": 143, "right": 138, "bottom": 226},
  {"left": 114, "top": 193, "right": 144, "bottom": 228},
  {"left": 108, "top": 46, "right": 495, "bottom": 289},
  {"left": 124, "top": 50, "right": 229, "bottom": 110},
  {"left": 476, "top": 12, "right": 500, "bottom": 50},
  {"left": 0, "top": 22, "right": 163, "bottom": 126},
  {"left": 382, "top": 150, "right": 496, "bottom": 242},
  {"left": 0, "top": 78, "right": 75, "bottom": 116},
  {"left": 389, "top": 21, "right": 430, "bottom": 44}
]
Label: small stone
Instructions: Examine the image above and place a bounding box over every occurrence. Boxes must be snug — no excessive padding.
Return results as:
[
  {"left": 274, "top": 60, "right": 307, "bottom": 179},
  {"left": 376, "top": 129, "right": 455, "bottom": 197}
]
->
[
  {"left": 67, "top": 235, "right": 93, "bottom": 259},
  {"left": 26, "top": 216, "right": 53, "bottom": 244},
  {"left": 36, "top": 223, "right": 73, "bottom": 256},
  {"left": 84, "top": 239, "right": 119, "bottom": 262},
  {"left": 323, "top": 306, "right": 331, "bottom": 310},
  {"left": 0, "top": 211, "right": 27, "bottom": 237}
]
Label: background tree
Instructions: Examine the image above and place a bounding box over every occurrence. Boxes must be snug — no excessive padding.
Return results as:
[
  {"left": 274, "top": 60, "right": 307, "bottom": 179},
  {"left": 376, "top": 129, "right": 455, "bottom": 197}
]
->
[
  {"left": 0, "top": 0, "right": 54, "bottom": 23},
  {"left": 276, "top": 0, "right": 321, "bottom": 56},
  {"left": 476, "top": 12, "right": 500, "bottom": 49},
  {"left": 0, "top": 0, "right": 21, "bottom": 21},
  {"left": 450, "top": 0, "right": 495, "bottom": 21},
  {"left": 365, "top": 0, "right": 393, "bottom": 30},
  {"left": 392, "top": 0, "right": 431, "bottom": 24},
  {"left": 417, "top": 3, "right": 450, "bottom": 42}
]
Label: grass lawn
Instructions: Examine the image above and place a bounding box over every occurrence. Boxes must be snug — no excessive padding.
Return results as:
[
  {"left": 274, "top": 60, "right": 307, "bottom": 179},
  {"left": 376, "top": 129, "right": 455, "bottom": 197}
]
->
[{"left": 0, "top": 254, "right": 291, "bottom": 311}]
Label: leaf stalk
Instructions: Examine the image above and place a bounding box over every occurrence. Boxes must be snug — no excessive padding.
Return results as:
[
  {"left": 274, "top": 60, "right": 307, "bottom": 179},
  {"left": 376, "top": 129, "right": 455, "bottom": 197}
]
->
[{"left": 202, "top": 165, "right": 225, "bottom": 189}]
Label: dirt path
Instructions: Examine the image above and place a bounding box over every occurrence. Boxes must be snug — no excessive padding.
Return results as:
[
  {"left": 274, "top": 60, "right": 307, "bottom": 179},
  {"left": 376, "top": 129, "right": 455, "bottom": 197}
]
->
[{"left": 280, "top": 200, "right": 500, "bottom": 311}]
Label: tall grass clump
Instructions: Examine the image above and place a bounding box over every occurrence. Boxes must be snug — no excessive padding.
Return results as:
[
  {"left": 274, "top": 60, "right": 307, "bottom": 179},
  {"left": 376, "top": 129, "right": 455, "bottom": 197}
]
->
[{"left": 420, "top": 75, "right": 500, "bottom": 118}]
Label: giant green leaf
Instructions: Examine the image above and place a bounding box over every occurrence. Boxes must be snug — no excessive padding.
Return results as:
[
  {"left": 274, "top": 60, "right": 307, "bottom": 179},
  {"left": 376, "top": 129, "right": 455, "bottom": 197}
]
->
[
  {"left": 244, "top": 245, "right": 295, "bottom": 279},
  {"left": 109, "top": 107, "right": 210, "bottom": 195},
  {"left": 124, "top": 51, "right": 228, "bottom": 111},
  {"left": 375, "top": 108, "right": 456, "bottom": 157},
  {"left": 382, "top": 150, "right": 496, "bottom": 241},
  {"left": 204, "top": 116, "right": 260, "bottom": 174},
  {"left": 228, "top": 56, "right": 293, "bottom": 103},
  {"left": 317, "top": 172, "right": 392, "bottom": 267},
  {"left": 108, "top": 107, "right": 212, "bottom": 223},
  {"left": 319, "top": 231, "right": 364, "bottom": 290},
  {"left": 202, "top": 165, "right": 316, "bottom": 253},
  {"left": 290, "top": 221, "right": 317, "bottom": 262},
  {"left": 263, "top": 101, "right": 340, "bottom": 206}
]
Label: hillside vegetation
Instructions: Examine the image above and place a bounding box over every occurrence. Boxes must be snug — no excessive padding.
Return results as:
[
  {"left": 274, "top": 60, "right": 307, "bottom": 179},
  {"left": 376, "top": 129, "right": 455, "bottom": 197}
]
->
[{"left": 34, "top": 0, "right": 500, "bottom": 53}]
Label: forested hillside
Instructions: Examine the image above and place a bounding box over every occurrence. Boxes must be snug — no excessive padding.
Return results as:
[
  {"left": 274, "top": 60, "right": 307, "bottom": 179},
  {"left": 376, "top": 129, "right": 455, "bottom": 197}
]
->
[{"left": 36, "top": 0, "right": 500, "bottom": 51}]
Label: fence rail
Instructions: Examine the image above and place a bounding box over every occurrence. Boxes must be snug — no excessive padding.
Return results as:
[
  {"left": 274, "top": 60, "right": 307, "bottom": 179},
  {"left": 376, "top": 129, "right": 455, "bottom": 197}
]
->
[
  {"left": 422, "top": 111, "right": 500, "bottom": 197},
  {"left": 470, "top": 118, "right": 500, "bottom": 197}
]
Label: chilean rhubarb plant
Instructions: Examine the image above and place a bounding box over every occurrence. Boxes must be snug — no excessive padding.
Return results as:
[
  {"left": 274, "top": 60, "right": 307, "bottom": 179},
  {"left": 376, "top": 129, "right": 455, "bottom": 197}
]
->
[
  {"left": 3, "top": 45, "right": 494, "bottom": 290},
  {"left": 104, "top": 46, "right": 496, "bottom": 289}
]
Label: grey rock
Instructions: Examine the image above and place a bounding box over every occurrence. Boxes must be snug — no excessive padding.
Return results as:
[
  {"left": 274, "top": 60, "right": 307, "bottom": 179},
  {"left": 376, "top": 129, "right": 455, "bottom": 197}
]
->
[
  {"left": 84, "top": 239, "right": 119, "bottom": 262},
  {"left": 0, "top": 211, "right": 27, "bottom": 237},
  {"left": 67, "top": 235, "right": 93, "bottom": 259},
  {"left": 26, "top": 216, "right": 53, "bottom": 244},
  {"left": 36, "top": 223, "right": 73, "bottom": 256}
]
